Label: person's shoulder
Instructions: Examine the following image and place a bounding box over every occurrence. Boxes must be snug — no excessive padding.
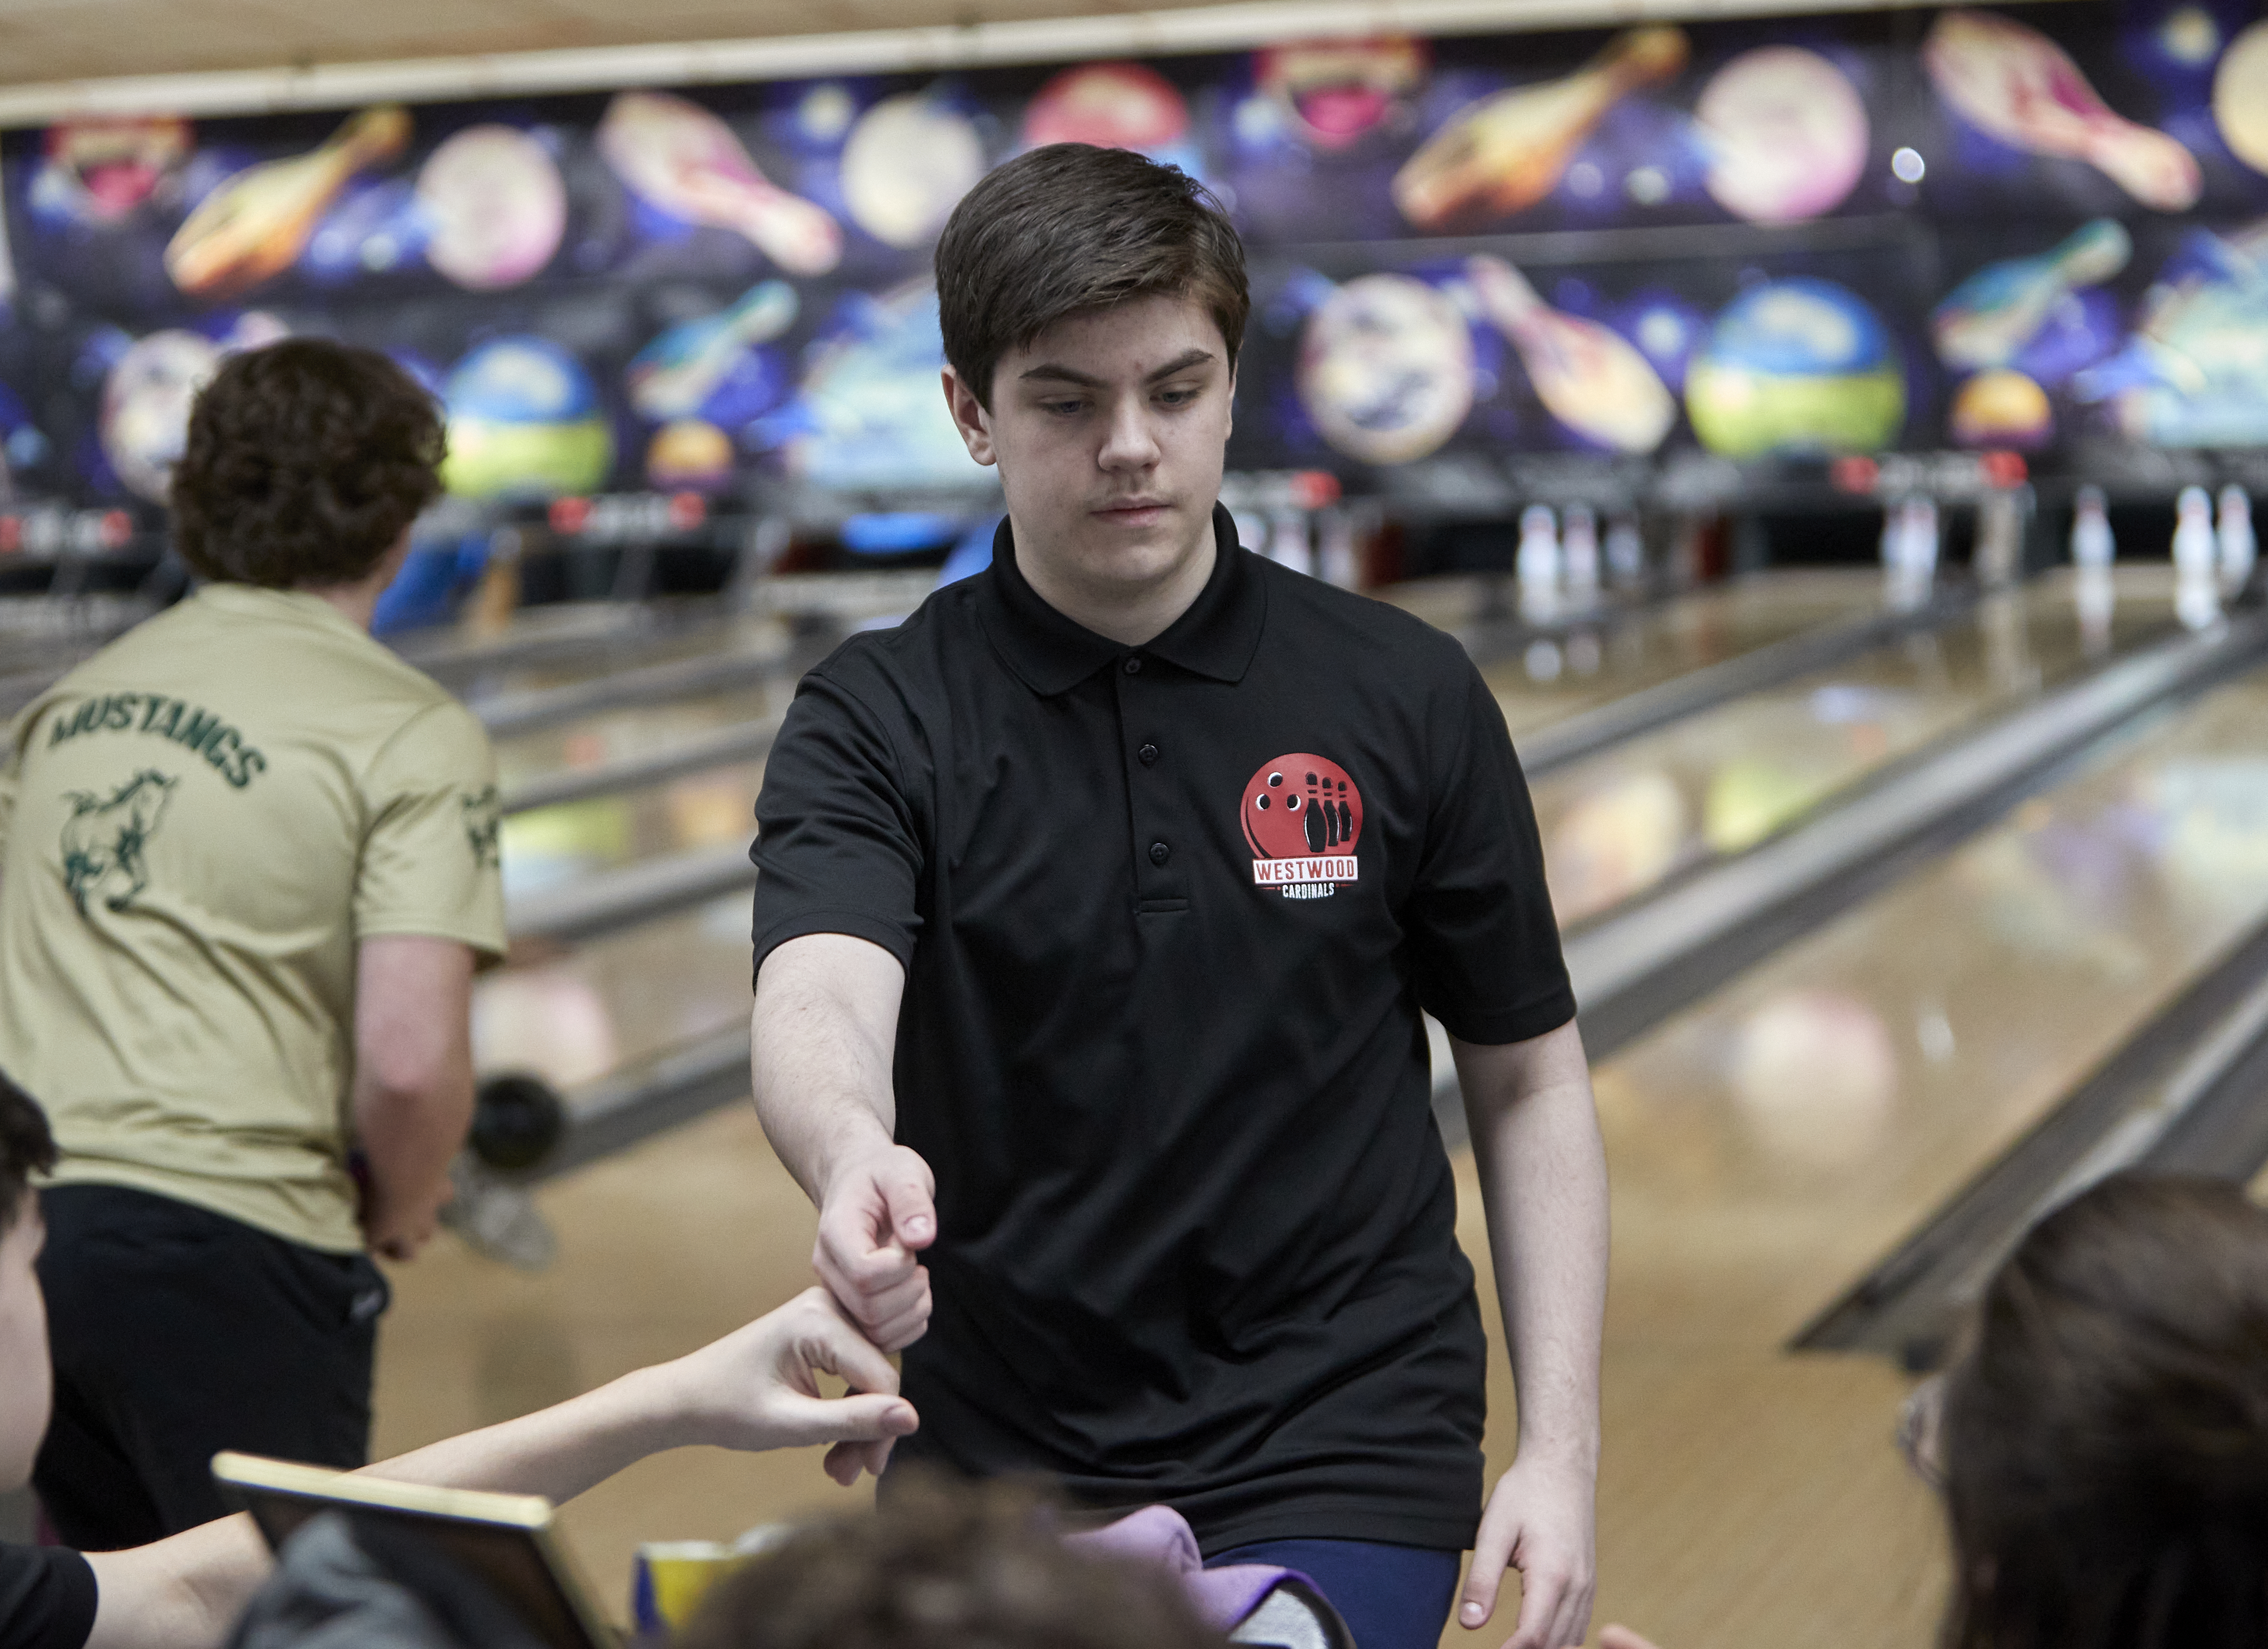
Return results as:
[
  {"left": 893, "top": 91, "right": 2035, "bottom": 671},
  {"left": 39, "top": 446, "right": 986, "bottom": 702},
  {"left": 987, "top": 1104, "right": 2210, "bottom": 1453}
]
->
[
  {"left": 0, "top": 1540, "right": 97, "bottom": 1649},
  {"left": 803, "top": 576, "right": 985, "bottom": 699},
  {"left": 1251, "top": 557, "right": 1473, "bottom": 679}
]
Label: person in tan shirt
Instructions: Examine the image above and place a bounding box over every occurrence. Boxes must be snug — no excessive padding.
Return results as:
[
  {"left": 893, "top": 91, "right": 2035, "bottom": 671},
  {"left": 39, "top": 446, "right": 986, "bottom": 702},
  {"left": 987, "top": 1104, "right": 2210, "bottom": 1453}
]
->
[{"left": 0, "top": 340, "right": 503, "bottom": 1549}]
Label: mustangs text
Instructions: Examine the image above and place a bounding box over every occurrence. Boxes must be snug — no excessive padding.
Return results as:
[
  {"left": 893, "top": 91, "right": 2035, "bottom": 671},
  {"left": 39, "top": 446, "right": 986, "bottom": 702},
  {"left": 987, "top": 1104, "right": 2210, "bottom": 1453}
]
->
[{"left": 47, "top": 692, "right": 267, "bottom": 789}]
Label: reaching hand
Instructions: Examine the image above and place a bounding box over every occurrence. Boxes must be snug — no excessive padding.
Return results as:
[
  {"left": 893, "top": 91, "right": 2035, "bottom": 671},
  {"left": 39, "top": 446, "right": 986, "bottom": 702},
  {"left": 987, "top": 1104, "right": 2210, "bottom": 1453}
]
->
[
  {"left": 657, "top": 1286, "right": 918, "bottom": 1484},
  {"left": 814, "top": 1142, "right": 936, "bottom": 1352},
  {"left": 1457, "top": 1452, "right": 1597, "bottom": 1649},
  {"left": 1598, "top": 1627, "right": 1661, "bottom": 1649}
]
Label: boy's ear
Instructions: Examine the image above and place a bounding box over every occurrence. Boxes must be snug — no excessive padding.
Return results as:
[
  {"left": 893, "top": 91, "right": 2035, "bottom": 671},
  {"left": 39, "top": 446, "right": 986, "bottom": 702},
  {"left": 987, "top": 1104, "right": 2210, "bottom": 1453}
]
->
[{"left": 942, "top": 367, "right": 997, "bottom": 467}]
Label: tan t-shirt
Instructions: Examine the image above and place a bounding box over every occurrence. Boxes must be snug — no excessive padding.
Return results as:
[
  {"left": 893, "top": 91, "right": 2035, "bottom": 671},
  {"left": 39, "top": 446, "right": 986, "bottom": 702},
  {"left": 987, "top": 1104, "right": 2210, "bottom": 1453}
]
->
[{"left": 0, "top": 583, "right": 507, "bottom": 1252}]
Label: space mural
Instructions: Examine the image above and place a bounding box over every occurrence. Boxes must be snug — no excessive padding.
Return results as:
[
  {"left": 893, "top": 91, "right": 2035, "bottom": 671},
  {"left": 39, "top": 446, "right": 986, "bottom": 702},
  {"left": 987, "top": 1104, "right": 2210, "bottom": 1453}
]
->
[{"left": 4, "top": 0, "right": 2268, "bottom": 517}]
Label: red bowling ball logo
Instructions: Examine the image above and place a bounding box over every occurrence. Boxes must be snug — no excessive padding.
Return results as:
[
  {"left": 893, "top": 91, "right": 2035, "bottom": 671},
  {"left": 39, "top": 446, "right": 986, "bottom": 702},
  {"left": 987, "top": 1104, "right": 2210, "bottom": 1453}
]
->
[{"left": 1243, "top": 754, "right": 1363, "bottom": 897}]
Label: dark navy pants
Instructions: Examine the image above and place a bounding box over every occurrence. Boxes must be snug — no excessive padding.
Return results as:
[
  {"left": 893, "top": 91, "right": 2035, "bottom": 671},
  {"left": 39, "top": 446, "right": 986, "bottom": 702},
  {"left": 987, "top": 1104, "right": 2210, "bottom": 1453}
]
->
[{"left": 1211, "top": 1538, "right": 1463, "bottom": 1649}]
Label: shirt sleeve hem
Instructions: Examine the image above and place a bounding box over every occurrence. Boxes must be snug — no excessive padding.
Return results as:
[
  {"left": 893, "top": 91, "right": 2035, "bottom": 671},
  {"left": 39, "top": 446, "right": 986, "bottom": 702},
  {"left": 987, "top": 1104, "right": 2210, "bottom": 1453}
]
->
[
  {"left": 1430, "top": 986, "right": 1577, "bottom": 1048},
  {"left": 352, "top": 919, "right": 509, "bottom": 962},
  {"left": 51, "top": 1547, "right": 98, "bottom": 1649},
  {"left": 753, "top": 908, "right": 918, "bottom": 979}
]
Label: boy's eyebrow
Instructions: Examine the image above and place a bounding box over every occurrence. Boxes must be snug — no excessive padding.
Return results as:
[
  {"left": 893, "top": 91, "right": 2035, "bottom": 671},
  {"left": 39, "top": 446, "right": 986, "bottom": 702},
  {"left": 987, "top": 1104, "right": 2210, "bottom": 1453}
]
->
[{"left": 1019, "top": 349, "right": 1218, "bottom": 388}]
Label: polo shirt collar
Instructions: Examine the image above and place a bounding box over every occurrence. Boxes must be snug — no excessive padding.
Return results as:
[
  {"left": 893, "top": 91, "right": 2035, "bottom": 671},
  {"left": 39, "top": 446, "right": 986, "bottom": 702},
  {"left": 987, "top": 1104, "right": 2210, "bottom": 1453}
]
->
[{"left": 979, "top": 502, "right": 1267, "bottom": 696}]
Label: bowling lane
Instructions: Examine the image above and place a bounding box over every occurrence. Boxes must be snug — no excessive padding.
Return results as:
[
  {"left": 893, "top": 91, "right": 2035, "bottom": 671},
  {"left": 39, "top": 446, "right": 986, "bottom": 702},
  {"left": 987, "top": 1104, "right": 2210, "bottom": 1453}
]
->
[
  {"left": 1593, "top": 655, "right": 2268, "bottom": 1350},
  {"left": 1470, "top": 569, "right": 1905, "bottom": 741},
  {"left": 477, "top": 895, "right": 753, "bottom": 1089},
  {"left": 1533, "top": 568, "right": 2184, "bottom": 926}
]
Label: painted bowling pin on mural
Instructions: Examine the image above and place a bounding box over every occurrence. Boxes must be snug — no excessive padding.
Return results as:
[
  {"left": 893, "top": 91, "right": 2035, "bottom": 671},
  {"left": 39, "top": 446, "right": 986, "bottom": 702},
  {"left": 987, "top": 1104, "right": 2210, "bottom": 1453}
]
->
[
  {"left": 1922, "top": 10, "right": 2200, "bottom": 211},
  {"left": 1932, "top": 218, "right": 2131, "bottom": 371},
  {"left": 1394, "top": 26, "right": 1688, "bottom": 226},
  {"left": 1466, "top": 255, "right": 1675, "bottom": 454},
  {"left": 598, "top": 90, "right": 842, "bottom": 275},
  {"left": 627, "top": 280, "right": 798, "bottom": 421},
  {"left": 164, "top": 106, "right": 411, "bottom": 297}
]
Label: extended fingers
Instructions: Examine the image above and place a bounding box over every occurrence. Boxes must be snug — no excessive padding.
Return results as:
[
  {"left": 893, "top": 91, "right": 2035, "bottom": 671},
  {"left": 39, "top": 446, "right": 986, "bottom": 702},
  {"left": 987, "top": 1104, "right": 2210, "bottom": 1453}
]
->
[{"left": 1459, "top": 1499, "right": 1521, "bottom": 1629}]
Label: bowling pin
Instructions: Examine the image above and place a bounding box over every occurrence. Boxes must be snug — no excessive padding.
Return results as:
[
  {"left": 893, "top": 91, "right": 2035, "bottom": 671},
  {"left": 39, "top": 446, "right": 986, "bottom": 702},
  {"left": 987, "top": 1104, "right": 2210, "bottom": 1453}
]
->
[
  {"left": 1396, "top": 27, "right": 1689, "bottom": 225},
  {"left": 164, "top": 106, "right": 412, "bottom": 297},
  {"left": 1466, "top": 256, "right": 1676, "bottom": 454},
  {"left": 1517, "top": 504, "right": 1562, "bottom": 623},
  {"left": 599, "top": 91, "right": 843, "bottom": 276},
  {"left": 1268, "top": 508, "right": 1315, "bottom": 577},
  {"left": 2075, "top": 563, "right": 2115, "bottom": 654},
  {"left": 1563, "top": 503, "right": 1601, "bottom": 602},
  {"left": 1932, "top": 219, "right": 2132, "bottom": 372},
  {"left": 1605, "top": 512, "right": 1645, "bottom": 588},
  {"left": 1923, "top": 10, "right": 2201, "bottom": 211},
  {"left": 2172, "top": 485, "right": 2217, "bottom": 580},
  {"left": 1316, "top": 508, "right": 1360, "bottom": 588},
  {"left": 2070, "top": 485, "right": 2115, "bottom": 569},
  {"left": 1974, "top": 488, "right": 2024, "bottom": 588},
  {"left": 2217, "top": 485, "right": 2256, "bottom": 591}
]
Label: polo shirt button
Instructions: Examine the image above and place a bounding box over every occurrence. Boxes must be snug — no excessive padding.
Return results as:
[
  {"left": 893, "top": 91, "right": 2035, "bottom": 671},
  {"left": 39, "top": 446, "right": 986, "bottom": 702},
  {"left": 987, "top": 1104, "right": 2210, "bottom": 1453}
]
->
[
  {"left": 1149, "top": 840, "right": 1171, "bottom": 866},
  {"left": 1139, "top": 743, "right": 1159, "bottom": 766},
  {"left": 1123, "top": 656, "right": 1144, "bottom": 675}
]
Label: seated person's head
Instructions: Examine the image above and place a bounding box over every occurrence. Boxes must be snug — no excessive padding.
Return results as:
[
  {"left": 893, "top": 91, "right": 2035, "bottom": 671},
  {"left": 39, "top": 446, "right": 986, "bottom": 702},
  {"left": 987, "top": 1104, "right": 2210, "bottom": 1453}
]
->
[
  {"left": 1938, "top": 1173, "right": 2268, "bottom": 1648},
  {"left": 170, "top": 339, "right": 446, "bottom": 592},
  {"left": 0, "top": 1072, "right": 57, "bottom": 1492},
  {"left": 680, "top": 1474, "right": 1226, "bottom": 1649}
]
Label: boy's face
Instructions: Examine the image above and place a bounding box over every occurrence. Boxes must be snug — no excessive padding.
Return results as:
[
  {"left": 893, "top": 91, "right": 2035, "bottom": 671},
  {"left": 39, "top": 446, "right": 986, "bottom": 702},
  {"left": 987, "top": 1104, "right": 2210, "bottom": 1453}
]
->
[
  {"left": 944, "top": 294, "right": 1233, "bottom": 623},
  {"left": 0, "top": 1195, "right": 48, "bottom": 1492}
]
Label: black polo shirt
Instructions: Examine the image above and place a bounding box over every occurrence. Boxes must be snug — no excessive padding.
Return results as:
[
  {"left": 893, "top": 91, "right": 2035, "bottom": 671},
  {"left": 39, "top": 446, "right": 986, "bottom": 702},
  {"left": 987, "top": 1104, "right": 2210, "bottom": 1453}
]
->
[
  {"left": 750, "top": 506, "right": 1574, "bottom": 1552},
  {"left": 0, "top": 1545, "right": 96, "bottom": 1649}
]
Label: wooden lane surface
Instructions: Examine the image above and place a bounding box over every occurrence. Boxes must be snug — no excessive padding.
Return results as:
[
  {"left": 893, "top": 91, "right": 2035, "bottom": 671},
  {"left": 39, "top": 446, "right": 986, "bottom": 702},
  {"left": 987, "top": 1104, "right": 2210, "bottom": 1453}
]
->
[{"left": 370, "top": 1112, "right": 1947, "bottom": 1647}]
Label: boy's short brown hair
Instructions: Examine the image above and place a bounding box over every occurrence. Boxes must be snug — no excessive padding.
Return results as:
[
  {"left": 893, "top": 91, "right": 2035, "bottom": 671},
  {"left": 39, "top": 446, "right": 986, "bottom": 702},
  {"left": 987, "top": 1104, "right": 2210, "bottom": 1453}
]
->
[
  {"left": 935, "top": 143, "right": 1249, "bottom": 409},
  {"left": 170, "top": 339, "right": 446, "bottom": 589},
  {"left": 0, "top": 1072, "right": 55, "bottom": 1234},
  {"left": 681, "top": 1472, "right": 1227, "bottom": 1649}
]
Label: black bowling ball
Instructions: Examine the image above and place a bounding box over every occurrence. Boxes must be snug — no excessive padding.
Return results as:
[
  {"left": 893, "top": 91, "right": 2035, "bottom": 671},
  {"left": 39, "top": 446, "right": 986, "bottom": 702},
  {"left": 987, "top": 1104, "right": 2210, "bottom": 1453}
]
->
[{"left": 471, "top": 1073, "right": 567, "bottom": 1173}]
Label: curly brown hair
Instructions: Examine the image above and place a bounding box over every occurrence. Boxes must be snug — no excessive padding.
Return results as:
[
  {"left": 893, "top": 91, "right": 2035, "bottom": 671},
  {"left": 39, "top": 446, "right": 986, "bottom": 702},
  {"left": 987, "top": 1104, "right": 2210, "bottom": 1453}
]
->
[
  {"left": 170, "top": 339, "right": 446, "bottom": 588},
  {"left": 681, "top": 1473, "right": 1227, "bottom": 1649},
  {"left": 935, "top": 143, "right": 1247, "bottom": 410}
]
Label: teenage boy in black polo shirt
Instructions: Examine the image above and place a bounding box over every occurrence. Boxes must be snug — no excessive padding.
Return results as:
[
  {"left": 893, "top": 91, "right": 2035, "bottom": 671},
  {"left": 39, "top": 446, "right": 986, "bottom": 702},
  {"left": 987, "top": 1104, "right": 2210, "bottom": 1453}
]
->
[{"left": 749, "top": 144, "right": 1607, "bottom": 1649}]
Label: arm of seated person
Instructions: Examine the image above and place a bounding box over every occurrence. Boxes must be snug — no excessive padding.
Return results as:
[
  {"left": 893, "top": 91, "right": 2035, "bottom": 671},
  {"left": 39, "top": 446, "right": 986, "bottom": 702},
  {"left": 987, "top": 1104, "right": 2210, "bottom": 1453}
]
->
[
  {"left": 352, "top": 934, "right": 477, "bottom": 1260},
  {"left": 79, "top": 1288, "right": 914, "bottom": 1649}
]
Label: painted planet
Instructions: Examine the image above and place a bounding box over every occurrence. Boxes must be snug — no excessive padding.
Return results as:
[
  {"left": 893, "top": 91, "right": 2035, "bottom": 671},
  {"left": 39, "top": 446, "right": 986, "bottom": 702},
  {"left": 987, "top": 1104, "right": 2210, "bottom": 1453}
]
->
[
  {"left": 1023, "top": 62, "right": 1189, "bottom": 151},
  {"left": 1694, "top": 47, "right": 1869, "bottom": 225},
  {"left": 1253, "top": 36, "right": 1428, "bottom": 151},
  {"left": 1298, "top": 274, "right": 1475, "bottom": 466},
  {"left": 2214, "top": 21, "right": 2268, "bottom": 176},
  {"left": 417, "top": 125, "right": 567, "bottom": 290},
  {"left": 646, "top": 419, "right": 735, "bottom": 491},
  {"left": 100, "top": 329, "right": 222, "bottom": 503},
  {"left": 1729, "top": 988, "right": 1899, "bottom": 1173},
  {"left": 38, "top": 116, "right": 193, "bottom": 223},
  {"left": 440, "top": 336, "right": 613, "bottom": 501},
  {"left": 1686, "top": 279, "right": 1905, "bottom": 459},
  {"left": 840, "top": 93, "right": 986, "bottom": 249},
  {"left": 1951, "top": 368, "right": 2052, "bottom": 450}
]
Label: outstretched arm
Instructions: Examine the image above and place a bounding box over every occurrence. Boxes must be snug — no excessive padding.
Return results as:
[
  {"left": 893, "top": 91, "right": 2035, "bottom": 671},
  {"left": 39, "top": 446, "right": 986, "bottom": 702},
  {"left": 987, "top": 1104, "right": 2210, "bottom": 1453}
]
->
[
  {"left": 753, "top": 933, "right": 935, "bottom": 1358},
  {"left": 1452, "top": 1016, "right": 1608, "bottom": 1649},
  {"left": 81, "top": 1288, "right": 915, "bottom": 1649}
]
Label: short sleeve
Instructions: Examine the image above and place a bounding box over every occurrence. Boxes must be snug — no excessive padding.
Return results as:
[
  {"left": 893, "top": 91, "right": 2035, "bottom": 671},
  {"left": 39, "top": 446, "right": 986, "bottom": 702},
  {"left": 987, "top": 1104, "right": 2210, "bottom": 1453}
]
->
[
  {"left": 1402, "top": 660, "right": 1576, "bottom": 1045},
  {"left": 0, "top": 1543, "right": 98, "bottom": 1649},
  {"left": 749, "top": 668, "right": 924, "bottom": 981},
  {"left": 353, "top": 700, "right": 508, "bottom": 962}
]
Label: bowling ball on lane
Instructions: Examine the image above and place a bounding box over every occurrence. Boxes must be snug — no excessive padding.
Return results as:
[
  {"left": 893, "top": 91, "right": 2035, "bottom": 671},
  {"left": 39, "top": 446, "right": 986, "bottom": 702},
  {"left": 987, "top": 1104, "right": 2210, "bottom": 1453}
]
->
[{"left": 471, "top": 1072, "right": 568, "bottom": 1172}]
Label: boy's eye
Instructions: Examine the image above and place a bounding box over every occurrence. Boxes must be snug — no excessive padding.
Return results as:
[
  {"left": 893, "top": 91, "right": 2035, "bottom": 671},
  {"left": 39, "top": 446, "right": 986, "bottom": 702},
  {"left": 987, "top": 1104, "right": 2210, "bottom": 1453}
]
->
[{"left": 1044, "top": 400, "right": 1086, "bottom": 416}]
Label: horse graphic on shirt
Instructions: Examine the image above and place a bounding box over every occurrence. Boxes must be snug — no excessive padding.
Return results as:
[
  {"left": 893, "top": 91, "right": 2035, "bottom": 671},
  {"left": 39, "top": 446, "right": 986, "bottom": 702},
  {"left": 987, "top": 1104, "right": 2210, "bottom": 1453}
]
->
[{"left": 61, "top": 770, "right": 178, "bottom": 915}]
